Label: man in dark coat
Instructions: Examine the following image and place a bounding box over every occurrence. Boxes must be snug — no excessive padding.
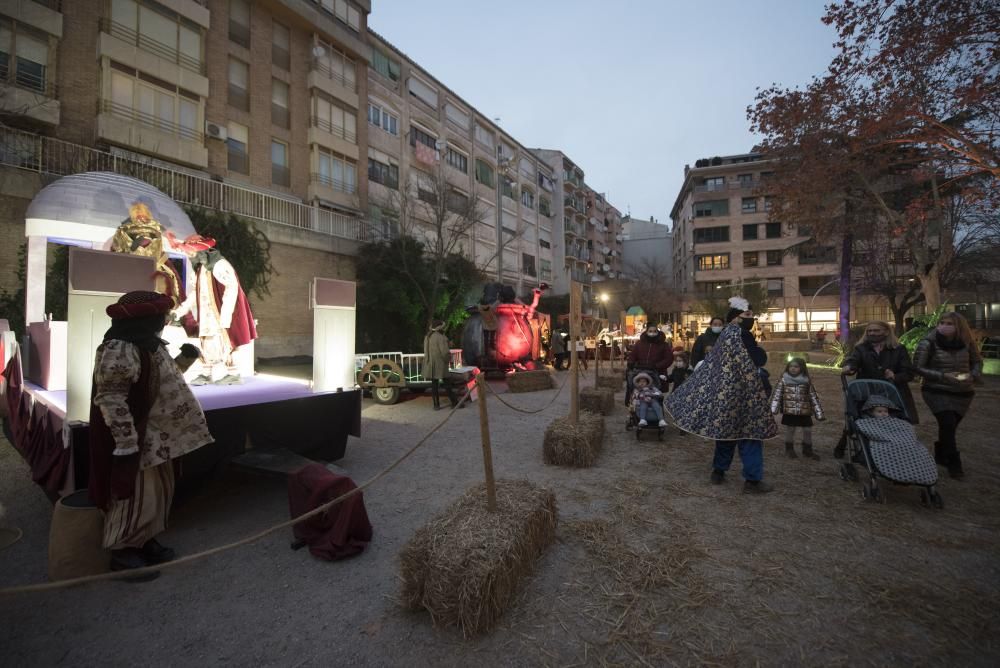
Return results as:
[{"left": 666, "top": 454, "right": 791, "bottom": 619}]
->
[
  {"left": 627, "top": 324, "right": 674, "bottom": 374},
  {"left": 691, "top": 317, "right": 724, "bottom": 367}
]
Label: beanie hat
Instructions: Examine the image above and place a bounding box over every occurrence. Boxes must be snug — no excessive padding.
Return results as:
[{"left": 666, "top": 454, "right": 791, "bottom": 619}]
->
[
  {"left": 105, "top": 291, "right": 172, "bottom": 320},
  {"left": 633, "top": 372, "right": 653, "bottom": 386},
  {"left": 862, "top": 394, "right": 896, "bottom": 412}
]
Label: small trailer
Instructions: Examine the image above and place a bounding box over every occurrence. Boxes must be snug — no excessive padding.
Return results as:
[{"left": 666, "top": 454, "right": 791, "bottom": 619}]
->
[{"left": 354, "top": 349, "right": 465, "bottom": 405}]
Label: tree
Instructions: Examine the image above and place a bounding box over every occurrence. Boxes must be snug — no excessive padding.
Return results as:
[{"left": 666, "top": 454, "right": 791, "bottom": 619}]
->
[
  {"left": 623, "top": 258, "right": 681, "bottom": 325},
  {"left": 692, "top": 278, "right": 774, "bottom": 323}
]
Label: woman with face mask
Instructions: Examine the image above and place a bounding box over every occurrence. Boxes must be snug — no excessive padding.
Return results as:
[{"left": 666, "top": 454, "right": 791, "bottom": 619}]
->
[
  {"left": 691, "top": 318, "right": 725, "bottom": 367},
  {"left": 913, "top": 312, "right": 983, "bottom": 479}
]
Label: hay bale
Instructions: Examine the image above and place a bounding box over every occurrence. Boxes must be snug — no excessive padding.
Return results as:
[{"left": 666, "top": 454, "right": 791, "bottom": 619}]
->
[
  {"left": 507, "top": 369, "right": 554, "bottom": 393},
  {"left": 399, "top": 480, "right": 557, "bottom": 637},
  {"left": 543, "top": 411, "right": 605, "bottom": 467},
  {"left": 596, "top": 373, "right": 622, "bottom": 391},
  {"left": 580, "top": 386, "right": 615, "bottom": 415}
]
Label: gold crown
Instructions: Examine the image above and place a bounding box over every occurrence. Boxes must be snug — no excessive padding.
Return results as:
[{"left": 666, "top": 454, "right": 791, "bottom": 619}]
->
[{"left": 122, "top": 202, "right": 161, "bottom": 235}]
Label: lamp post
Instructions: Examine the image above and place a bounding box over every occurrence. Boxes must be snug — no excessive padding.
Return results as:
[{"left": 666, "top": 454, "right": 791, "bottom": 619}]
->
[{"left": 805, "top": 277, "right": 841, "bottom": 338}]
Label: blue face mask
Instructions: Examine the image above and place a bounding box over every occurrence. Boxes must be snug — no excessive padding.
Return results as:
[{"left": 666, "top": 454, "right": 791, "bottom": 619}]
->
[{"left": 711, "top": 326, "right": 722, "bottom": 334}]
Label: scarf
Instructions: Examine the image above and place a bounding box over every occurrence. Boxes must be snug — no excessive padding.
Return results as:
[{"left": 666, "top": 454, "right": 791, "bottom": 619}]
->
[
  {"left": 782, "top": 372, "right": 809, "bottom": 386},
  {"left": 102, "top": 313, "right": 166, "bottom": 353},
  {"left": 934, "top": 332, "right": 965, "bottom": 351}
]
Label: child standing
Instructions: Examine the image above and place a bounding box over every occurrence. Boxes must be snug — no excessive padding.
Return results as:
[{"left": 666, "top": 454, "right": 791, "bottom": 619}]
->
[
  {"left": 631, "top": 372, "right": 667, "bottom": 427},
  {"left": 668, "top": 352, "right": 693, "bottom": 392},
  {"left": 770, "top": 358, "right": 825, "bottom": 459}
]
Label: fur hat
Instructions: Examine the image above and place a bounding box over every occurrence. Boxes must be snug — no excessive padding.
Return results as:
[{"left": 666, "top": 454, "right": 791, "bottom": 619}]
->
[
  {"left": 633, "top": 371, "right": 653, "bottom": 386},
  {"left": 105, "top": 291, "right": 172, "bottom": 320},
  {"left": 725, "top": 295, "right": 751, "bottom": 323},
  {"left": 862, "top": 394, "right": 896, "bottom": 412}
]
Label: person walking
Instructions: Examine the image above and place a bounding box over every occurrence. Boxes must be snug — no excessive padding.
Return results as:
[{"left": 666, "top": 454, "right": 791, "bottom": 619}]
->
[
  {"left": 628, "top": 324, "right": 674, "bottom": 376},
  {"left": 913, "top": 311, "right": 982, "bottom": 479},
  {"left": 770, "top": 357, "right": 825, "bottom": 460},
  {"left": 550, "top": 326, "right": 568, "bottom": 370},
  {"left": 691, "top": 318, "right": 724, "bottom": 367},
  {"left": 423, "top": 320, "right": 458, "bottom": 411}
]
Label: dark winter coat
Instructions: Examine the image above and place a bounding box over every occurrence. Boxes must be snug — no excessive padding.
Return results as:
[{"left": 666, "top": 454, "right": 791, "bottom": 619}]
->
[
  {"left": 913, "top": 332, "right": 982, "bottom": 416},
  {"left": 691, "top": 328, "right": 721, "bottom": 366},
  {"left": 842, "top": 341, "right": 919, "bottom": 423},
  {"left": 627, "top": 331, "right": 674, "bottom": 373},
  {"left": 422, "top": 328, "right": 451, "bottom": 379}
]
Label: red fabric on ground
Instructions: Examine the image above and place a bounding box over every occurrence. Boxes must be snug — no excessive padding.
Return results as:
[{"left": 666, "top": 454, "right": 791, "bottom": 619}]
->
[{"left": 287, "top": 463, "right": 372, "bottom": 561}]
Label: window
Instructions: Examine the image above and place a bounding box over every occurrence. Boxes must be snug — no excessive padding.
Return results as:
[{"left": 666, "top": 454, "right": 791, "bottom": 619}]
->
[
  {"left": 445, "top": 147, "right": 468, "bottom": 174},
  {"left": 0, "top": 21, "right": 50, "bottom": 94},
  {"left": 367, "top": 103, "right": 398, "bottom": 136},
  {"left": 694, "top": 199, "right": 729, "bottom": 217},
  {"left": 519, "top": 158, "right": 535, "bottom": 180},
  {"left": 521, "top": 188, "right": 534, "bottom": 210},
  {"left": 695, "top": 281, "right": 730, "bottom": 295},
  {"left": 523, "top": 253, "right": 536, "bottom": 277},
  {"left": 798, "top": 242, "right": 837, "bottom": 265},
  {"left": 764, "top": 196, "right": 773, "bottom": 212},
  {"left": 766, "top": 250, "right": 783, "bottom": 266},
  {"left": 108, "top": 0, "right": 203, "bottom": 74},
  {"left": 742, "top": 223, "right": 758, "bottom": 240},
  {"left": 318, "top": 0, "right": 361, "bottom": 32},
  {"left": 228, "top": 58, "right": 249, "bottom": 111},
  {"left": 367, "top": 155, "right": 398, "bottom": 189},
  {"left": 703, "top": 176, "right": 725, "bottom": 191},
  {"left": 409, "top": 124, "right": 436, "bottom": 151},
  {"left": 693, "top": 226, "right": 729, "bottom": 243},
  {"left": 538, "top": 172, "right": 554, "bottom": 192},
  {"left": 447, "top": 189, "right": 469, "bottom": 214},
  {"left": 743, "top": 251, "right": 759, "bottom": 267},
  {"left": 697, "top": 254, "right": 730, "bottom": 271},
  {"left": 227, "top": 121, "right": 248, "bottom": 173},
  {"left": 272, "top": 22, "right": 290, "bottom": 70},
  {"left": 475, "top": 159, "right": 494, "bottom": 188},
  {"left": 539, "top": 230, "right": 551, "bottom": 249},
  {"left": 229, "top": 0, "right": 250, "bottom": 48},
  {"left": 799, "top": 276, "right": 836, "bottom": 295},
  {"left": 540, "top": 259, "right": 552, "bottom": 280},
  {"left": 502, "top": 176, "right": 515, "bottom": 200},
  {"left": 539, "top": 195, "right": 552, "bottom": 217},
  {"left": 106, "top": 63, "right": 200, "bottom": 141},
  {"left": 271, "top": 140, "right": 289, "bottom": 186},
  {"left": 371, "top": 47, "right": 400, "bottom": 82},
  {"left": 271, "top": 79, "right": 289, "bottom": 128},
  {"left": 765, "top": 222, "right": 781, "bottom": 239},
  {"left": 415, "top": 172, "right": 437, "bottom": 205},
  {"left": 408, "top": 76, "right": 438, "bottom": 108},
  {"left": 741, "top": 197, "right": 757, "bottom": 214},
  {"left": 767, "top": 278, "right": 784, "bottom": 296},
  {"left": 313, "top": 95, "right": 356, "bottom": 142},
  {"left": 314, "top": 148, "right": 356, "bottom": 193},
  {"left": 315, "top": 41, "right": 356, "bottom": 90},
  {"left": 445, "top": 102, "right": 470, "bottom": 129},
  {"left": 474, "top": 122, "right": 495, "bottom": 150},
  {"left": 738, "top": 173, "right": 754, "bottom": 187}
]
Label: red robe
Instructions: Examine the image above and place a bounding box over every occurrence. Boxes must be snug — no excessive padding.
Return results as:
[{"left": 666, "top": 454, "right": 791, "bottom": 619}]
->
[{"left": 193, "top": 264, "right": 258, "bottom": 348}]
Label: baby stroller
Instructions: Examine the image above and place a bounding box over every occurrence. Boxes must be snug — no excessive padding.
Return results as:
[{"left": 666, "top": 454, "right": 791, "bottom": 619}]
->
[
  {"left": 839, "top": 377, "right": 943, "bottom": 508},
  {"left": 625, "top": 367, "right": 667, "bottom": 440}
]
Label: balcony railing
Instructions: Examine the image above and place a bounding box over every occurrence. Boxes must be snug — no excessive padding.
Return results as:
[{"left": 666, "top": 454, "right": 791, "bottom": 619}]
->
[
  {"left": 100, "top": 19, "right": 205, "bottom": 75},
  {"left": 311, "top": 171, "right": 356, "bottom": 194},
  {"left": 311, "top": 58, "right": 357, "bottom": 92},
  {"left": 310, "top": 115, "right": 356, "bottom": 143},
  {"left": 30, "top": 0, "right": 62, "bottom": 11},
  {"left": 0, "top": 61, "right": 58, "bottom": 98},
  {"left": 0, "top": 125, "right": 381, "bottom": 244},
  {"left": 101, "top": 99, "right": 203, "bottom": 142}
]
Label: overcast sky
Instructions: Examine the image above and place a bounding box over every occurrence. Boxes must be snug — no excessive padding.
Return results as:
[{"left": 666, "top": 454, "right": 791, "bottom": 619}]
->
[{"left": 370, "top": 0, "right": 839, "bottom": 227}]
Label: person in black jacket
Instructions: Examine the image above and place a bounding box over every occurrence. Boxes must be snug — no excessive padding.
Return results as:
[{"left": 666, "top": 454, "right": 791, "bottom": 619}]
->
[
  {"left": 835, "top": 320, "right": 918, "bottom": 458},
  {"left": 691, "top": 318, "right": 724, "bottom": 367}
]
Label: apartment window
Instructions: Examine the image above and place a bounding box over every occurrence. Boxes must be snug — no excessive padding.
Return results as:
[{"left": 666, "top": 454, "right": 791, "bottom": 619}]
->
[
  {"left": 523, "top": 253, "right": 537, "bottom": 277},
  {"left": 538, "top": 172, "right": 554, "bottom": 192},
  {"left": 743, "top": 251, "right": 759, "bottom": 268},
  {"left": 367, "top": 156, "right": 398, "bottom": 189},
  {"left": 318, "top": 0, "right": 361, "bottom": 32},
  {"left": 445, "top": 147, "right": 468, "bottom": 174},
  {"left": 445, "top": 102, "right": 471, "bottom": 129},
  {"left": 409, "top": 125, "right": 436, "bottom": 153},
  {"left": 742, "top": 223, "right": 758, "bottom": 240},
  {"left": 228, "top": 58, "right": 249, "bottom": 111},
  {"left": 447, "top": 189, "right": 469, "bottom": 214},
  {"left": 271, "top": 79, "right": 289, "bottom": 128},
  {"left": 694, "top": 199, "right": 729, "bottom": 217},
  {"left": 539, "top": 230, "right": 551, "bottom": 249},
  {"left": 272, "top": 22, "right": 290, "bottom": 70},
  {"left": 313, "top": 95, "right": 356, "bottom": 142},
  {"left": 741, "top": 197, "right": 757, "bottom": 214},
  {"left": 521, "top": 188, "right": 534, "bottom": 210},
  {"left": 408, "top": 76, "right": 438, "bottom": 109},
  {"left": 0, "top": 21, "right": 50, "bottom": 95},
  {"left": 229, "top": 0, "right": 250, "bottom": 48},
  {"left": 371, "top": 47, "right": 400, "bottom": 81},
  {"left": 108, "top": 0, "right": 203, "bottom": 74},
  {"left": 703, "top": 176, "right": 725, "bottom": 191},
  {"left": 502, "top": 176, "right": 515, "bottom": 200},
  {"left": 107, "top": 63, "right": 200, "bottom": 141},
  {"left": 766, "top": 250, "right": 783, "bottom": 266},
  {"left": 367, "top": 103, "right": 398, "bottom": 136},
  {"left": 799, "top": 275, "right": 836, "bottom": 295},
  {"left": 315, "top": 41, "right": 356, "bottom": 90},
  {"left": 798, "top": 242, "right": 837, "bottom": 265},
  {"left": 315, "top": 148, "right": 356, "bottom": 193},
  {"left": 474, "top": 123, "right": 495, "bottom": 150},
  {"left": 539, "top": 195, "right": 552, "bottom": 217},
  {"left": 738, "top": 173, "right": 754, "bottom": 187},
  {"left": 271, "top": 140, "right": 289, "bottom": 186},
  {"left": 764, "top": 196, "right": 773, "bottom": 212},
  {"left": 475, "top": 159, "right": 495, "bottom": 187},
  {"left": 227, "top": 122, "right": 249, "bottom": 173},
  {"left": 415, "top": 172, "right": 437, "bottom": 205},
  {"left": 540, "top": 258, "right": 552, "bottom": 280},
  {"left": 697, "top": 254, "right": 730, "bottom": 271},
  {"left": 765, "top": 222, "right": 781, "bottom": 239},
  {"left": 767, "top": 278, "right": 784, "bottom": 296},
  {"left": 693, "top": 226, "right": 729, "bottom": 243},
  {"left": 760, "top": 171, "right": 775, "bottom": 181}
]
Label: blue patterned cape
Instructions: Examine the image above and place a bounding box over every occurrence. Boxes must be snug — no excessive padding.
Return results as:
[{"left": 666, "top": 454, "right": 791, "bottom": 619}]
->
[{"left": 664, "top": 324, "right": 778, "bottom": 441}]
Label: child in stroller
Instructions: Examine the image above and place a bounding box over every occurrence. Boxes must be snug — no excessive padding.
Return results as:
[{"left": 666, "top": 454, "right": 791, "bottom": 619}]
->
[
  {"left": 840, "top": 380, "right": 942, "bottom": 508},
  {"left": 626, "top": 371, "right": 667, "bottom": 439}
]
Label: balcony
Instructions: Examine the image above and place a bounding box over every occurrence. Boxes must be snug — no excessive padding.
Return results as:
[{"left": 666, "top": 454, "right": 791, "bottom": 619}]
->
[
  {"left": 308, "top": 171, "right": 359, "bottom": 210},
  {"left": 0, "top": 63, "right": 60, "bottom": 125},
  {"left": 308, "top": 59, "right": 359, "bottom": 110},
  {"left": 97, "top": 99, "right": 207, "bottom": 168},
  {"left": 3, "top": 0, "right": 63, "bottom": 37},
  {"left": 100, "top": 19, "right": 205, "bottom": 76},
  {"left": 308, "top": 116, "right": 358, "bottom": 159},
  {"left": 98, "top": 26, "right": 208, "bottom": 98}
]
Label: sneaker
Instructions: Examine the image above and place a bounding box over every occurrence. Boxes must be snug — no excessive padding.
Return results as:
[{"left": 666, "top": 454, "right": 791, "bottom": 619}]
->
[
  {"left": 638, "top": 419, "right": 648, "bottom": 427},
  {"left": 658, "top": 419, "right": 667, "bottom": 427},
  {"left": 190, "top": 375, "right": 212, "bottom": 386},
  {"left": 216, "top": 374, "right": 243, "bottom": 386},
  {"left": 710, "top": 469, "right": 725, "bottom": 485},
  {"left": 743, "top": 480, "right": 775, "bottom": 494}
]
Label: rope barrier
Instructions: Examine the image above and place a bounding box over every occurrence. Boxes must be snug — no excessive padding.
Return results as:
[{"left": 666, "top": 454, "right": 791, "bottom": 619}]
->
[
  {"left": 0, "top": 386, "right": 474, "bottom": 597},
  {"left": 483, "top": 366, "right": 572, "bottom": 414}
]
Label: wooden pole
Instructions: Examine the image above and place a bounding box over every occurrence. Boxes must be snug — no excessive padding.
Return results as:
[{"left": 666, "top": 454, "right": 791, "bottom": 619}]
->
[
  {"left": 475, "top": 373, "right": 497, "bottom": 511},
  {"left": 594, "top": 338, "right": 600, "bottom": 384},
  {"left": 569, "top": 281, "right": 581, "bottom": 423}
]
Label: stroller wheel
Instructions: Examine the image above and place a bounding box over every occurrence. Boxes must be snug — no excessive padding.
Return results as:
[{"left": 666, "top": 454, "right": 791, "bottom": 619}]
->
[
  {"left": 839, "top": 463, "right": 858, "bottom": 482},
  {"left": 862, "top": 483, "right": 884, "bottom": 504}
]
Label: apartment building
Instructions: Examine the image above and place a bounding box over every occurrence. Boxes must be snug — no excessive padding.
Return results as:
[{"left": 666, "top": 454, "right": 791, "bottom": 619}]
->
[
  {"left": 0, "top": 0, "right": 372, "bottom": 356},
  {"left": 669, "top": 151, "right": 842, "bottom": 334},
  {"left": 583, "top": 188, "right": 625, "bottom": 284},
  {"left": 365, "top": 31, "right": 555, "bottom": 294},
  {"left": 622, "top": 215, "right": 672, "bottom": 279}
]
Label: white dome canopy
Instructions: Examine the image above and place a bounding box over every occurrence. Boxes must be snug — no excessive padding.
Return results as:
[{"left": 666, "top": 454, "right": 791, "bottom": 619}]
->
[{"left": 25, "top": 171, "right": 197, "bottom": 243}]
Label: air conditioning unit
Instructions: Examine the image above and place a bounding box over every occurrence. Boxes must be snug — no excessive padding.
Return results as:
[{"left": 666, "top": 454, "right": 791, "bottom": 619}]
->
[{"left": 205, "top": 121, "right": 227, "bottom": 141}]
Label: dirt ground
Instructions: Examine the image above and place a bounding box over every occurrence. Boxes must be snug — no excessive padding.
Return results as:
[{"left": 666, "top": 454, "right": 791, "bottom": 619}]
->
[{"left": 2, "top": 360, "right": 999, "bottom": 667}]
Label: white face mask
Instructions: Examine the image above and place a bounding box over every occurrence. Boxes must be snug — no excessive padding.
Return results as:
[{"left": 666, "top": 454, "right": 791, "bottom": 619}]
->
[
  {"left": 711, "top": 326, "right": 722, "bottom": 334},
  {"left": 675, "top": 362, "right": 685, "bottom": 369}
]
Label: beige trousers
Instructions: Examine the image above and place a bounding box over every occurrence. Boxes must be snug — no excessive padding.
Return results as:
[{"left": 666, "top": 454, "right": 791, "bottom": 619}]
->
[{"left": 102, "top": 462, "right": 175, "bottom": 550}]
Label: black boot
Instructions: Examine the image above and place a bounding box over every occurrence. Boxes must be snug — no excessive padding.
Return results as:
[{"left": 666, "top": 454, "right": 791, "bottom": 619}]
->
[
  {"left": 933, "top": 441, "right": 947, "bottom": 466},
  {"left": 432, "top": 393, "right": 441, "bottom": 410},
  {"left": 785, "top": 443, "right": 798, "bottom": 459},
  {"left": 947, "top": 451, "right": 965, "bottom": 480},
  {"left": 802, "top": 443, "right": 820, "bottom": 461}
]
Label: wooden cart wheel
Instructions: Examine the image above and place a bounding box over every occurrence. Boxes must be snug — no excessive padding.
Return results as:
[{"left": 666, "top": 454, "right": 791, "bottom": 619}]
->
[{"left": 359, "top": 358, "right": 405, "bottom": 405}]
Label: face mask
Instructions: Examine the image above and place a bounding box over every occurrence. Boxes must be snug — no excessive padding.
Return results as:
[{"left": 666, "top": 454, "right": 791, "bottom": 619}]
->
[
  {"left": 740, "top": 318, "right": 755, "bottom": 331},
  {"left": 675, "top": 362, "right": 685, "bottom": 369},
  {"left": 867, "top": 333, "right": 886, "bottom": 342},
  {"left": 711, "top": 326, "right": 723, "bottom": 334},
  {"left": 647, "top": 330, "right": 658, "bottom": 337},
  {"left": 937, "top": 324, "right": 956, "bottom": 336}
]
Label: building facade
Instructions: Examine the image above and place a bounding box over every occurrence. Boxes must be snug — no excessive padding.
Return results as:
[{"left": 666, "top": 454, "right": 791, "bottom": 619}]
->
[{"left": 622, "top": 215, "right": 672, "bottom": 279}]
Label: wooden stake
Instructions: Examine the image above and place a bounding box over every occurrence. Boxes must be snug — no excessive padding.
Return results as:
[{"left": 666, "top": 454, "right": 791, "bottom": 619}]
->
[
  {"left": 475, "top": 373, "right": 497, "bottom": 511},
  {"left": 569, "top": 281, "right": 581, "bottom": 424}
]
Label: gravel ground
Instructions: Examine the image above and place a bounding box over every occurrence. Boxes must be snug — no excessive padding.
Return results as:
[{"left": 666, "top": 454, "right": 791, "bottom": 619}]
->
[{"left": 1, "top": 361, "right": 999, "bottom": 667}]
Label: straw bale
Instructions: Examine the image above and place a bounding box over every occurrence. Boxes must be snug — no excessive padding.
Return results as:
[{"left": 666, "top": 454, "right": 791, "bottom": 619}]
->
[
  {"left": 543, "top": 411, "right": 605, "bottom": 467},
  {"left": 399, "top": 479, "right": 557, "bottom": 637},
  {"left": 596, "top": 373, "right": 622, "bottom": 391},
  {"left": 579, "top": 387, "right": 615, "bottom": 415},
  {"left": 507, "top": 369, "right": 554, "bottom": 393}
]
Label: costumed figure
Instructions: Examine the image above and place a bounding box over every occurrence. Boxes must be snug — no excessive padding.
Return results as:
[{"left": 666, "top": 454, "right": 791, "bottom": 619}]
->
[
  {"left": 169, "top": 233, "right": 258, "bottom": 385},
  {"left": 423, "top": 320, "right": 460, "bottom": 411},
  {"left": 89, "top": 291, "right": 213, "bottom": 574},
  {"left": 665, "top": 296, "right": 778, "bottom": 493},
  {"left": 461, "top": 283, "right": 547, "bottom": 371},
  {"left": 110, "top": 202, "right": 184, "bottom": 308}
]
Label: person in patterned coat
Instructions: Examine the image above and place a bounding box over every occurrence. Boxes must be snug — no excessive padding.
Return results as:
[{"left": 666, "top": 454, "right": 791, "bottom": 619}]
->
[{"left": 89, "top": 291, "right": 214, "bottom": 574}]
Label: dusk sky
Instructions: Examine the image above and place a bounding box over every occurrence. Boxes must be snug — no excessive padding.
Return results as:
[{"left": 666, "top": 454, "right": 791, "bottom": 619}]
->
[{"left": 370, "top": 0, "right": 839, "bottom": 227}]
